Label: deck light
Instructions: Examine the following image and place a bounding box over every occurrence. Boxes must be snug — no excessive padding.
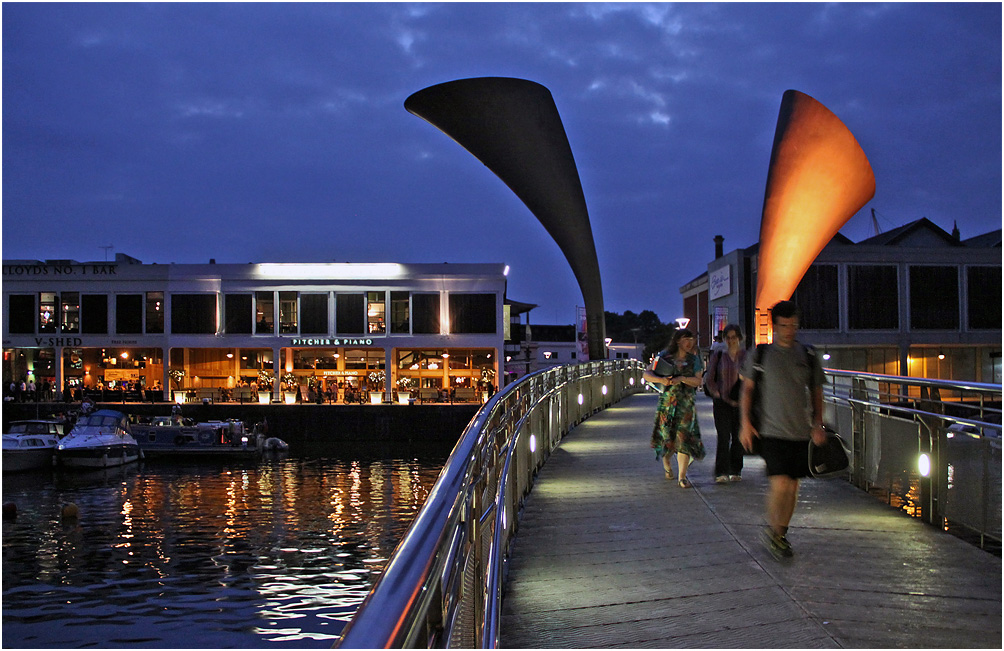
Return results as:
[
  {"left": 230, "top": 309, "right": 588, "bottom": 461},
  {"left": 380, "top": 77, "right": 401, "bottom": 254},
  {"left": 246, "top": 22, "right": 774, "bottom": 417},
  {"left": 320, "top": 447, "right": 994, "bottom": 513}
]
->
[
  {"left": 629, "top": 377, "right": 635, "bottom": 386},
  {"left": 918, "top": 453, "right": 931, "bottom": 477},
  {"left": 577, "top": 393, "right": 584, "bottom": 405},
  {"left": 529, "top": 434, "right": 537, "bottom": 453},
  {"left": 601, "top": 385, "right": 608, "bottom": 395}
]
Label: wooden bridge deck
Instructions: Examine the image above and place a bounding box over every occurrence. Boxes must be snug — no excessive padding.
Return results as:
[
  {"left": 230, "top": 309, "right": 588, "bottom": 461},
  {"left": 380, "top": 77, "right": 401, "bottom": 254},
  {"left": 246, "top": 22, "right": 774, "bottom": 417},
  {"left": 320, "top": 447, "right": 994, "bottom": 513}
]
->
[{"left": 500, "top": 393, "right": 1001, "bottom": 648}]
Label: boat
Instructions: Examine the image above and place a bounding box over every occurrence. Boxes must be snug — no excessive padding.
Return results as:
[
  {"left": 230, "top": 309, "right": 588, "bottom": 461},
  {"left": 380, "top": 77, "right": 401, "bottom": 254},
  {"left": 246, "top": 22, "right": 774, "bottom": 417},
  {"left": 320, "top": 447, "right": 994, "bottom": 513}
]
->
[
  {"left": 55, "top": 409, "right": 141, "bottom": 469},
  {"left": 131, "top": 418, "right": 268, "bottom": 458},
  {"left": 3, "top": 419, "right": 65, "bottom": 472}
]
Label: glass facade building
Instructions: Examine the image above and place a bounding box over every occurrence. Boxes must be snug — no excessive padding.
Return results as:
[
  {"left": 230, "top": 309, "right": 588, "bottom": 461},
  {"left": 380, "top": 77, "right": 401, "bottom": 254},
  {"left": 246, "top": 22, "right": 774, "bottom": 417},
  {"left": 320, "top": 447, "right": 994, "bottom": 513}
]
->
[{"left": 3, "top": 256, "right": 506, "bottom": 403}]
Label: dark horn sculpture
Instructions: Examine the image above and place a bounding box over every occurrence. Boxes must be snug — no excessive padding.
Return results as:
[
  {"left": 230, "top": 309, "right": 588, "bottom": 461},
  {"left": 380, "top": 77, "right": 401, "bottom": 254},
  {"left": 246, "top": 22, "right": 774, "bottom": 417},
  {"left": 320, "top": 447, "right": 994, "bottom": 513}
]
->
[{"left": 405, "top": 77, "right": 607, "bottom": 360}]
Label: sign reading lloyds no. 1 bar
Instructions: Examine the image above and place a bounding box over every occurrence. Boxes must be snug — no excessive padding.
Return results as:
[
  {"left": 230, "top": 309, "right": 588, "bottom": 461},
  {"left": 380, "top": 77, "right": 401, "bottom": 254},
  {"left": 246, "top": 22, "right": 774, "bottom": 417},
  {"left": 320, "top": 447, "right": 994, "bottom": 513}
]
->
[{"left": 290, "top": 338, "right": 375, "bottom": 347}]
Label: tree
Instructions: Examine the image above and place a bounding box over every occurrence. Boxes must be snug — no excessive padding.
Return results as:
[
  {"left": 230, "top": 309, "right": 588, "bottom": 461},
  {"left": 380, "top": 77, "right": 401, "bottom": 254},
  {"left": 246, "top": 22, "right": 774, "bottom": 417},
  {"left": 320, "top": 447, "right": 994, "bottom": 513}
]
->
[{"left": 604, "top": 310, "right": 677, "bottom": 362}]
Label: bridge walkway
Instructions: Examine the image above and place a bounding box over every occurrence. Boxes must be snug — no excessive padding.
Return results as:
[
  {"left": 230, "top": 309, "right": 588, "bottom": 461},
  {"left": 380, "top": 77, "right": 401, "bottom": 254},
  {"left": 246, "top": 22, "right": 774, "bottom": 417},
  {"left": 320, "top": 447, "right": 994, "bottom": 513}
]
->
[{"left": 499, "top": 392, "right": 1001, "bottom": 648}]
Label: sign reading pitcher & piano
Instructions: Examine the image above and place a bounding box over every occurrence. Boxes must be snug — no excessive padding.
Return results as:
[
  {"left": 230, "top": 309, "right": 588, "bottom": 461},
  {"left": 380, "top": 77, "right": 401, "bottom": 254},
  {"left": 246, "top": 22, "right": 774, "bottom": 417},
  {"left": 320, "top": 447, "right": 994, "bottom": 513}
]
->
[{"left": 290, "top": 338, "right": 375, "bottom": 347}]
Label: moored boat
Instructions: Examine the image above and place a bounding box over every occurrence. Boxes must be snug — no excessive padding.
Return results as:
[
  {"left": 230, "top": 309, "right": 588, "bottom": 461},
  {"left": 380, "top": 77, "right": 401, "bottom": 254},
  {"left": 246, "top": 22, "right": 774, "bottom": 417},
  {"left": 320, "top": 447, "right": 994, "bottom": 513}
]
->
[
  {"left": 132, "top": 418, "right": 267, "bottom": 458},
  {"left": 3, "top": 420, "right": 65, "bottom": 472},
  {"left": 55, "top": 410, "right": 141, "bottom": 469}
]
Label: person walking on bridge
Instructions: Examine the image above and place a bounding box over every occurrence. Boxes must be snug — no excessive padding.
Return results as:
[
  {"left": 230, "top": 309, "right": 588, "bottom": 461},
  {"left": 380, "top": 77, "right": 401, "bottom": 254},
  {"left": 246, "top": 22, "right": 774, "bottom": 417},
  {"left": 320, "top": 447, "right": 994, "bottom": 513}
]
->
[
  {"left": 643, "top": 328, "right": 706, "bottom": 488},
  {"left": 705, "top": 323, "right": 747, "bottom": 484},
  {"left": 739, "top": 300, "right": 825, "bottom": 559}
]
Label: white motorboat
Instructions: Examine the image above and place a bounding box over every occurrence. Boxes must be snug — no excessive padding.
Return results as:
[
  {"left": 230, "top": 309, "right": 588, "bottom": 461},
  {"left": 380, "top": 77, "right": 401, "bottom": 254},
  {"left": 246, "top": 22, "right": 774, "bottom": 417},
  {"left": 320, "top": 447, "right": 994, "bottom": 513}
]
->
[
  {"left": 3, "top": 420, "right": 65, "bottom": 472},
  {"left": 55, "top": 410, "right": 141, "bottom": 469}
]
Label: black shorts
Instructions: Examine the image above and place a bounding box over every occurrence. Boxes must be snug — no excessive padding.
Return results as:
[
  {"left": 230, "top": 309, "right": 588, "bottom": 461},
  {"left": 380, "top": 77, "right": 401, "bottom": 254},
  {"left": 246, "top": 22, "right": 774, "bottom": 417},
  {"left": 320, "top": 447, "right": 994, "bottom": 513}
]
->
[{"left": 760, "top": 437, "right": 810, "bottom": 479}]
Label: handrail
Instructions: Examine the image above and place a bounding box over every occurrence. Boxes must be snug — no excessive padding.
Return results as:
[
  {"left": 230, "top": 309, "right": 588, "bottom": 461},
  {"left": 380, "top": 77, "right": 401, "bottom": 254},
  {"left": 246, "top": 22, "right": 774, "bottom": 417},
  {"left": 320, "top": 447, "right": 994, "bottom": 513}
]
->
[
  {"left": 820, "top": 367, "right": 1001, "bottom": 549},
  {"left": 335, "top": 359, "right": 646, "bottom": 648}
]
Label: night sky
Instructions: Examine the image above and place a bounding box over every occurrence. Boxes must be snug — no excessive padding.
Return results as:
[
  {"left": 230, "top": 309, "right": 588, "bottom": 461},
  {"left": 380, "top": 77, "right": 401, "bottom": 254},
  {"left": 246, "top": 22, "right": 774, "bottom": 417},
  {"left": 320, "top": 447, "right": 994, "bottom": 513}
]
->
[{"left": 3, "top": 3, "right": 1001, "bottom": 325}]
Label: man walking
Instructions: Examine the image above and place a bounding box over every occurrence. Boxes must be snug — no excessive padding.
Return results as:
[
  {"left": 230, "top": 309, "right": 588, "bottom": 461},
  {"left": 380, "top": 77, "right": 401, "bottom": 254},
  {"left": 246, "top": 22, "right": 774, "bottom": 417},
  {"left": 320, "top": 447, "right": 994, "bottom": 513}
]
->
[{"left": 739, "top": 300, "right": 825, "bottom": 559}]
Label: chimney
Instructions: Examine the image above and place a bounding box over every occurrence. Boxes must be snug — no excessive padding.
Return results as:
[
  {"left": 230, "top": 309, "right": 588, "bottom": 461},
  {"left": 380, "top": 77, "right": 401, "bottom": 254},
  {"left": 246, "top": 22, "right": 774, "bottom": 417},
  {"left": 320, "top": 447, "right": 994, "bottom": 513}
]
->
[{"left": 714, "top": 235, "right": 724, "bottom": 259}]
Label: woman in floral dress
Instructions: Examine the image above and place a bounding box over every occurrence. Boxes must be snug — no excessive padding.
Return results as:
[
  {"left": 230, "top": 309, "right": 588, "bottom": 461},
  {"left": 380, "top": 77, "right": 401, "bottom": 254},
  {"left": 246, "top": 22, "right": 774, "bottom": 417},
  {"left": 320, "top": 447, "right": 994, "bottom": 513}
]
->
[{"left": 643, "top": 328, "right": 706, "bottom": 488}]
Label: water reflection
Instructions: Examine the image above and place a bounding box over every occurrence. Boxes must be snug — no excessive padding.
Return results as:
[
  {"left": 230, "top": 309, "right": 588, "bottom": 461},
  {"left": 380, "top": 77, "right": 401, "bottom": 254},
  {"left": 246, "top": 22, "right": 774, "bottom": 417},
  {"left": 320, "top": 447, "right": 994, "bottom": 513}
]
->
[{"left": 3, "top": 451, "right": 444, "bottom": 648}]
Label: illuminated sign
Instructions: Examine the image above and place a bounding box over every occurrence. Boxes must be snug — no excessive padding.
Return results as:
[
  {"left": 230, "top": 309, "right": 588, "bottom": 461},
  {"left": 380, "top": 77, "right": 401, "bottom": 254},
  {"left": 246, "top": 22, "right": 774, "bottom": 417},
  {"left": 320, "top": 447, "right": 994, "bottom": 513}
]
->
[
  {"left": 709, "top": 266, "right": 731, "bottom": 300},
  {"left": 290, "top": 338, "right": 375, "bottom": 347}
]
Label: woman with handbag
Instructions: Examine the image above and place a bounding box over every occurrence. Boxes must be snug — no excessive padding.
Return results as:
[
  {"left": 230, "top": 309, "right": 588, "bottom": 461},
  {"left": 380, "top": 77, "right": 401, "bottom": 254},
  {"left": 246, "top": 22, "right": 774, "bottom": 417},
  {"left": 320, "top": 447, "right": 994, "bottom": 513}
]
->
[
  {"left": 705, "top": 323, "right": 747, "bottom": 484},
  {"left": 643, "top": 328, "right": 706, "bottom": 488}
]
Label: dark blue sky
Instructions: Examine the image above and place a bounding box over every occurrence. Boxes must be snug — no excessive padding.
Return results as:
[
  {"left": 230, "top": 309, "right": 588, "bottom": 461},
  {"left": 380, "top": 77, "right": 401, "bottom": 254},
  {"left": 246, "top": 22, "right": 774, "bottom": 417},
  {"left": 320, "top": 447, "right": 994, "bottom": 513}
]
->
[{"left": 3, "top": 3, "right": 1001, "bottom": 325}]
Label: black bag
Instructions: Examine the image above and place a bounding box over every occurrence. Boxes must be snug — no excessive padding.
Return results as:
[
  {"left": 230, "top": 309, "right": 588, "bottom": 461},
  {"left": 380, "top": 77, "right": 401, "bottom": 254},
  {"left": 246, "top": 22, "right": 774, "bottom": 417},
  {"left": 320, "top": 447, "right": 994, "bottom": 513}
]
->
[{"left": 808, "top": 428, "right": 850, "bottom": 478}]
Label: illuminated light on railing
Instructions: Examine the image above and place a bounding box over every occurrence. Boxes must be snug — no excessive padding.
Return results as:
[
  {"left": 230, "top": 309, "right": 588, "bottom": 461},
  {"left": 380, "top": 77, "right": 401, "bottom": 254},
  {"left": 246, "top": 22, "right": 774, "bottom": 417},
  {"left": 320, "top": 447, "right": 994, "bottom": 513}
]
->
[
  {"left": 601, "top": 385, "right": 608, "bottom": 395},
  {"left": 577, "top": 393, "right": 584, "bottom": 405},
  {"left": 918, "top": 453, "right": 931, "bottom": 477},
  {"left": 529, "top": 434, "right": 537, "bottom": 453},
  {"left": 629, "top": 377, "right": 635, "bottom": 385}
]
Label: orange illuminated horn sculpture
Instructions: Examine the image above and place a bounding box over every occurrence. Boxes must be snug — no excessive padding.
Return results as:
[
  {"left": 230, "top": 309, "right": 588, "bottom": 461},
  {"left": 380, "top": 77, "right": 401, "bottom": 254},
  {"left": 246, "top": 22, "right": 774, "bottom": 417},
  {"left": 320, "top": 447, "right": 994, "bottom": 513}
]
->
[
  {"left": 405, "top": 77, "right": 607, "bottom": 360},
  {"left": 755, "top": 89, "right": 875, "bottom": 342}
]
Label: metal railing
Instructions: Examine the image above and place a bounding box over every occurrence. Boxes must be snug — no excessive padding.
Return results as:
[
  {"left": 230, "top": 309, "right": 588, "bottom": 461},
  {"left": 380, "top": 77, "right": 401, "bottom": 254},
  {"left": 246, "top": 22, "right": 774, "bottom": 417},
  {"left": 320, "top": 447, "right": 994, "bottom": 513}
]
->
[
  {"left": 334, "top": 360, "right": 646, "bottom": 649},
  {"left": 822, "top": 369, "right": 1001, "bottom": 548}
]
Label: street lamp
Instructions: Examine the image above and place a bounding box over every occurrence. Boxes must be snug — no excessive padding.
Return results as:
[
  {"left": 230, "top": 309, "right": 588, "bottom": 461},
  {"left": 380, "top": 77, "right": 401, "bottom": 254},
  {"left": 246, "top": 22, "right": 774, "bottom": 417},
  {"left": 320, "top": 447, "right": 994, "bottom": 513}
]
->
[{"left": 675, "top": 318, "right": 690, "bottom": 330}]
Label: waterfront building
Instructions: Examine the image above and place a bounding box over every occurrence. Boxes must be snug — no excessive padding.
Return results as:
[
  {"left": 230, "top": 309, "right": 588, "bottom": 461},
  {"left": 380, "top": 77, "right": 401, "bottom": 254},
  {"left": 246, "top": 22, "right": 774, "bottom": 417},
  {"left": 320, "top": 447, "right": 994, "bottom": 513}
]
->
[
  {"left": 2, "top": 255, "right": 506, "bottom": 403},
  {"left": 680, "top": 219, "right": 1002, "bottom": 383},
  {"left": 503, "top": 309, "right": 644, "bottom": 383}
]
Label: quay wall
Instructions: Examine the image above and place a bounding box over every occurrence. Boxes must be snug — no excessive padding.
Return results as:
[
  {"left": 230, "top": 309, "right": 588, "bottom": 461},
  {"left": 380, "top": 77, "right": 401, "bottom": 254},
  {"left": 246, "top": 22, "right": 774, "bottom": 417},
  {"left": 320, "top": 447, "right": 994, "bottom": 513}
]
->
[{"left": 2, "top": 402, "right": 479, "bottom": 456}]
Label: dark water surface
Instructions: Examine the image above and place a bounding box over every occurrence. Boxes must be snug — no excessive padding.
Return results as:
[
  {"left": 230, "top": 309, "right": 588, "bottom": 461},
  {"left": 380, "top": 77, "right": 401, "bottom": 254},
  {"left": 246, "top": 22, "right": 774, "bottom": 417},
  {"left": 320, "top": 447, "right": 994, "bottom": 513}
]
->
[{"left": 2, "top": 445, "right": 447, "bottom": 648}]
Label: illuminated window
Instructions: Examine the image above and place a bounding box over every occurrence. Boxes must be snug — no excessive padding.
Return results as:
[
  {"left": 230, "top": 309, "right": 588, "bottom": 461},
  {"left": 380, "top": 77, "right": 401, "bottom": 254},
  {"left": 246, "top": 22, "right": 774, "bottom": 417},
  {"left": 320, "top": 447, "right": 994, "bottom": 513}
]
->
[
  {"left": 61, "top": 292, "right": 79, "bottom": 333},
  {"left": 255, "top": 291, "right": 274, "bottom": 334},
  {"left": 279, "top": 291, "right": 298, "bottom": 334},
  {"left": 146, "top": 292, "right": 164, "bottom": 334},
  {"left": 367, "top": 292, "right": 386, "bottom": 334},
  {"left": 39, "top": 292, "right": 57, "bottom": 333}
]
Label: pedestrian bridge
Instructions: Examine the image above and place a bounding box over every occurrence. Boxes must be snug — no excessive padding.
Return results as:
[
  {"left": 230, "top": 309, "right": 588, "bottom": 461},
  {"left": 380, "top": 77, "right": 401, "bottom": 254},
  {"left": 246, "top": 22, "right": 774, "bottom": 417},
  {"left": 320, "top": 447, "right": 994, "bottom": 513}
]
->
[{"left": 335, "top": 362, "right": 1001, "bottom": 649}]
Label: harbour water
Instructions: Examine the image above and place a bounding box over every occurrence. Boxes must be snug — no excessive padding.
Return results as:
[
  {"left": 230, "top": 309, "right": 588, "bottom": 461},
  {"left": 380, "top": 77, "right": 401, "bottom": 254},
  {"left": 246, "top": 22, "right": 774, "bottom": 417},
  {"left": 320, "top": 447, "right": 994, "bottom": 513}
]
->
[{"left": 2, "top": 443, "right": 448, "bottom": 648}]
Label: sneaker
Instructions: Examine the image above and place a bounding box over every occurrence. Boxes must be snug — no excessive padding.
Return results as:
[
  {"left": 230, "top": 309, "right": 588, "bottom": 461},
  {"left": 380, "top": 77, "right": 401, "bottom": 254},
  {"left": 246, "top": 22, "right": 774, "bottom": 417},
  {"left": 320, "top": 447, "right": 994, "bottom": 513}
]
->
[
  {"left": 715, "top": 475, "right": 729, "bottom": 484},
  {"left": 761, "top": 526, "right": 794, "bottom": 559},
  {"left": 729, "top": 475, "right": 742, "bottom": 482}
]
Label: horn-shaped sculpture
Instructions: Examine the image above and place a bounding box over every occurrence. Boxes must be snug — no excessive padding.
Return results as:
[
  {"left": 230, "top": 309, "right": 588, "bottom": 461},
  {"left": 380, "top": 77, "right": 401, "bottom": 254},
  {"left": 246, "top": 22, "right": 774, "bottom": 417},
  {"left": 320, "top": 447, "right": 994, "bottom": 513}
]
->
[
  {"left": 755, "top": 89, "right": 875, "bottom": 340},
  {"left": 405, "top": 77, "right": 607, "bottom": 360}
]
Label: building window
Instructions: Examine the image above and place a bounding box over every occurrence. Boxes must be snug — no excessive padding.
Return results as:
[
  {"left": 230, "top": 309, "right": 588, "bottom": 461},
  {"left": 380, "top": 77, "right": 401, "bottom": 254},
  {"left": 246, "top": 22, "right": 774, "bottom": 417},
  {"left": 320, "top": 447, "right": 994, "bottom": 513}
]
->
[
  {"left": 910, "top": 266, "right": 959, "bottom": 330},
  {"left": 146, "top": 292, "right": 164, "bottom": 334},
  {"left": 8, "top": 295, "right": 35, "bottom": 334},
  {"left": 116, "top": 295, "right": 143, "bottom": 334},
  {"left": 412, "top": 294, "right": 440, "bottom": 334},
  {"left": 792, "top": 265, "right": 839, "bottom": 330},
  {"left": 39, "top": 292, "right": 57, "bottom": 333},
  {"left": 255, "top": 291, "right": 274, "bottom": 334},
  {"left": 390, "top": 291, "right": 410, "bottom": 334},
  {"left": 300, "top": 294, "right": 328, "bottom": 335},
  {"left": 367, "top": 291, "right": 386, "bottom": 334},
  {"left": 279, "top": 291, "right": 298, "bottom": 334},
  {"left": 61, "top": 292, "right": 79, "bottom": 333},
  {"left": 449, "top": 293, "right": 496, "bottom": 334},
  {"left": 336, "top": 293, "right": 365, "bottom": 334},
  {"left": 225, "top": 294, "right": 253, "bottom": 334},
  {"left": 968, "top": 266, "right": 1002, "bottom": 330},
  {"left": 81, "top": 295, "right": 108, "bottom": 334},
  {"left": 171, "top": 294, "right": 216, "bottom": 334},
  {"left": 849, "top": 266, "right": 898, "bottom": 330}
]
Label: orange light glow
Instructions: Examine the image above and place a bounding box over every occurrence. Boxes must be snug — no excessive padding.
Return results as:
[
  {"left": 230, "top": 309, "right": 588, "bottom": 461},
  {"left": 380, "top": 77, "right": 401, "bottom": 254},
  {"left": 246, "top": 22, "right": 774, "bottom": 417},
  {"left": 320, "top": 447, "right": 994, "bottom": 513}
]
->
[{"left": 756, "top": 90, "right": 876, "bottom": 323}]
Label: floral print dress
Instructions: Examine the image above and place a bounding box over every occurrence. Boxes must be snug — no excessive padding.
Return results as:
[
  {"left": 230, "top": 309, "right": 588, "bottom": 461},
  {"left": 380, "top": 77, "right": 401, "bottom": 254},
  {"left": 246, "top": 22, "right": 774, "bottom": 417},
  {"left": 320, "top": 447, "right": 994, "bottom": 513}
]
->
[{"left": 651, "top": 352, "right": 706, "bottom": 460}]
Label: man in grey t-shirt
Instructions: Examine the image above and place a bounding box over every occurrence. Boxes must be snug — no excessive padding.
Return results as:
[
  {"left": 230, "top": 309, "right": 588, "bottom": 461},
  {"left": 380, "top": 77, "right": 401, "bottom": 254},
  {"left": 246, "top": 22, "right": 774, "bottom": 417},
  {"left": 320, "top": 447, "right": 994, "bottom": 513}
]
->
[{"left": 739, "top": 300, "right": 826, "bottom": 559}]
